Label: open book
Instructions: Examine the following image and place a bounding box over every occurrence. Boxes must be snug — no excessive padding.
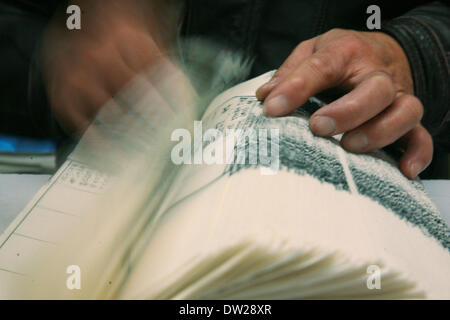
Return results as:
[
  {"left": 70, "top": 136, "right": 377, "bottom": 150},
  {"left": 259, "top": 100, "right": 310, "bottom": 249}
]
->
[{"left": 0, "top": 71, "right": 449, "bottom": 299}]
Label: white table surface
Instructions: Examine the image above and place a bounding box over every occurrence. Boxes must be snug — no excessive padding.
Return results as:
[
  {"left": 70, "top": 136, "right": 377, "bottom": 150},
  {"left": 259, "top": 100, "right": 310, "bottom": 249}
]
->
[{"left": 0, "top": 174, "right": 449, "bottom": 235}]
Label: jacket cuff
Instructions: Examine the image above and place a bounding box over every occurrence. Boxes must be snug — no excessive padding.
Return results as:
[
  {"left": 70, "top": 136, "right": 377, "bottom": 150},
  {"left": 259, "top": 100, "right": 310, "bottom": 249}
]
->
[{"left": 382, "top": 15, "right": 450, "bottom": 136}]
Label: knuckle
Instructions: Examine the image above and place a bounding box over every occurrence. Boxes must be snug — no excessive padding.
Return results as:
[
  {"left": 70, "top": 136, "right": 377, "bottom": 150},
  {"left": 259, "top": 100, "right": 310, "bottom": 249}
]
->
[
  {"left": 287, "top": 76, "right": 306, "bottom": 89},
  {"left": 316, "top": 29, "right": 342, "bottom": 48},
  {"left": 371, "top": 72, "right": 396, "bottom": 98},
  {"left": 370, "top": 71, "right": 392, "bottom": 85},
  {"left": 341, "top": 34, "right": 367, "bottom": 56},
  {"left": 344, "top": 98, "right": 360, "bottom": 112},
  {"left": 294, "top": 40, "right": 309, "bottom": 52},
  {"left": 307, "top": 55, "right": 333, "bottom": 79},
  {"left": 279, "top": 59, "right": 298, "bottom": 74},
  {"left": 418, "top": 125, "right": 432, "bottom": 144},
  {"left": 376, "top": 117, "right": 393, "bottom": 137},
  {"left": 402, "top": 95, "right": 423, "bottom": 121},
  {"left": 309, "top": 55, "right": 326, "bottom": 71},
  {"left": 414, "top": 127, "right": 433, "bottom": 162},
  {"left": 413, "top": 104, "right": 424, "bottom": 122},
  {"left": 325, "top": 28, "right": 345, "bottom": 37}
]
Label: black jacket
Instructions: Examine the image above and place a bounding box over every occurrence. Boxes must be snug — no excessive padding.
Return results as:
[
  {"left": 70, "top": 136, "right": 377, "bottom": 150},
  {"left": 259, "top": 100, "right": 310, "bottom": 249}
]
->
[{"left": 0, "top": 0, "right": 449, "bottom": 176}]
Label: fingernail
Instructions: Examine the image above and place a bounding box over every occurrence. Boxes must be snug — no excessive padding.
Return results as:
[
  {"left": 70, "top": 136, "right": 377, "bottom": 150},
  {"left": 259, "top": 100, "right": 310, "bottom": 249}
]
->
[
  {"left": 263, "top": 95, "right": 289, "bottom": 115},
  {"left": 410, "top": 161, "right": 424, "bottom": 177},
  {"left": 345, "top": 132, "right": 369, "bottom": 152},
  {"left": 258, "top": 78, "right": 278, "bottom": 93},
  {"left": 310, "top": 116, "right": 336, "bottom": 136}
]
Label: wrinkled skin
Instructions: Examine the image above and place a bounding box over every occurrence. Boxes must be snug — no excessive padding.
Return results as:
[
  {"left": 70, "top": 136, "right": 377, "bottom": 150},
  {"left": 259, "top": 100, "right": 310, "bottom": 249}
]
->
[{"left": 257, "top": 29, "right": 432, "bottom": 179}]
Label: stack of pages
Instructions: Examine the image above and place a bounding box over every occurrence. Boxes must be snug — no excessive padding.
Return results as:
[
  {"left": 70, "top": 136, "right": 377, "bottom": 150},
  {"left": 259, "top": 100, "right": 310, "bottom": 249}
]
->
[{"left": 0, "top": 71, "right": 448, "bottom": 299}]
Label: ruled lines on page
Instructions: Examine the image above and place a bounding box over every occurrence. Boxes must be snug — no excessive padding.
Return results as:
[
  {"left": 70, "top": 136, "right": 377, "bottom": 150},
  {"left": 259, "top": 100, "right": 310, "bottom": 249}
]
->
[{"left": 0, "top": 158, "right": 109, "bottom": 294}]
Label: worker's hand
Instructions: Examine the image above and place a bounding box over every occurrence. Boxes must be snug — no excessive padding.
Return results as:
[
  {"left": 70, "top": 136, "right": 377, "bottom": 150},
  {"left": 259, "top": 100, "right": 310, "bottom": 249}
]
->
[
  {"left": 41, "top": 0, "right": 178, "bottom": 135},
  {"left": 256, "top": 29, "right": 432, "bottom": 179}
]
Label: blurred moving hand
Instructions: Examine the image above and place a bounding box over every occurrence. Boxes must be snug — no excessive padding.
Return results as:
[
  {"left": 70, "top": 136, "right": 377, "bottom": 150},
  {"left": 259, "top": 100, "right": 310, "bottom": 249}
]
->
[
  {"left": 256, "top": 29, "right": 432, "bottom": 179},
  {"left": 41, "top": 0, "right": 179, "bottom": 135}
]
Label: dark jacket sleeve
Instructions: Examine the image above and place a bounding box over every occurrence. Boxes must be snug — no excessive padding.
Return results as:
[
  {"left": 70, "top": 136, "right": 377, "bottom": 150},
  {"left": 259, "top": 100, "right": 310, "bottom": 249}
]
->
[
  {"left": 382, "top": 1, "right": 450, "bottom": 143},
  {"left": 0, "top": 0, "right": 63, "bottom": 138}
]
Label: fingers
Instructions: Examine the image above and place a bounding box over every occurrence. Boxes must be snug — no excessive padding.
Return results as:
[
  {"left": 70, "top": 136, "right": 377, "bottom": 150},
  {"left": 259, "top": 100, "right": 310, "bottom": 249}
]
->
[
  {"left": 398, "top": 125, "right": 433, "bottom": 179},
  {"left": 51, "top": 36, "right": 162, "bottom": 135},
  {"left": 145, "top": 57, "right": 197, "bottom": 114},
  {"left": 72, "top": 88, "right": 112, "bottom": 135},
  {"left": 255, "top": 29, "right": 431, "bottom": 180},
  {"left": 309, "top": 71, "right": 396, "bottom": 136},
  {"left": 115, "top": 29, "right": 164, "bottom": 73},
  {"left": 53, "top": 98, "right": 93, "bottom": 136},
  {"left": 114, "top": 74, "right": 175, "bottom": 129},
  {"left": 340, "top": 94, "right": 424, "bottom": 153},
  {"left": 101, "top": 52, "right": 136, "bottom": 95},
  {"left": 256, "top": 39, "right": 315, "bottom": 100},
  {"left": 57, "top": 72, "right": 112, "bottom": 135},
  {"left": 262, "top": 50, "right": 347, "bottom": 116}
]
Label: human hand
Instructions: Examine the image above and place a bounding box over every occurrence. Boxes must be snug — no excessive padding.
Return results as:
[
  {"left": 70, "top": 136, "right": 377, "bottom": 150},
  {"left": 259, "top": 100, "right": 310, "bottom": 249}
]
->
[
  {"left": 256, "top": 29, "right": 432, "bottom": 179},
  {"left": 41, "top": 0, "right": 178, "bottom": 135}
]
